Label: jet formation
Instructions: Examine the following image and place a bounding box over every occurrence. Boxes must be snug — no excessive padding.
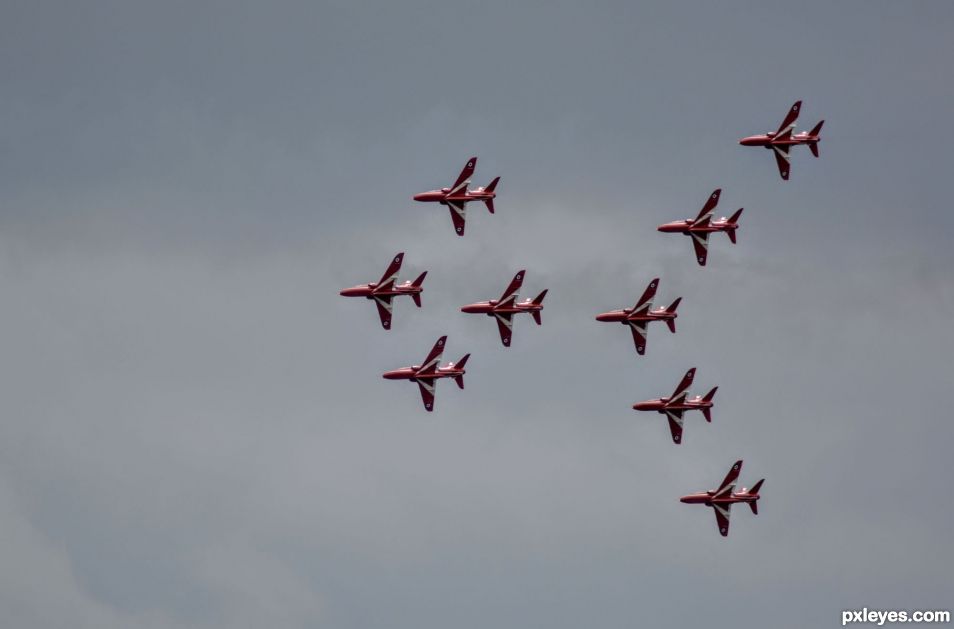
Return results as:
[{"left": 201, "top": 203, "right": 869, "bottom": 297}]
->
[
  {"left": 681, "top": 460, "right": 764, "bottom": 536},
  {"left": 342, "top": 101, "right": 824, "bottom": 535},
  {"left": 461, "top": 270, "right": 548, "bottom": 347},
  {"left": 739, "top": 100, "right": 824, "bottom": 180}
]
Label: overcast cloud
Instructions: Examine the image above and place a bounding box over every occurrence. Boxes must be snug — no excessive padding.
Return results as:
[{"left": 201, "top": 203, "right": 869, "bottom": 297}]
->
[{"left": 1, "top": 2, "right": 953, "bottom": 628}]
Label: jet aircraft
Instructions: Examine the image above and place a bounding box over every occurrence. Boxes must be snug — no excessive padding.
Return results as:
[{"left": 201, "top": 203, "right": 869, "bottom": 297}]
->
[
  {"left": 461, "top": 270, "right": 547, "bottom": 347},
  {"left": 382, "top": 336, "right": 469, "bottom": 411},
  {"left": 657, "top": 189, "right": 743, "bottom": 266},
  {"left": 739, "top": 100, "right": 824, "bottom": 180},
  {"left": 339, "top": 252, "right": 426, "bottom": 329},
  {"left": 595, "top": 278, "right": 681, "bottom": 356},
  {"left": 681, "top": 460, "right": 764, "bottom": 537},
  {"left": 413, "top": 156, "right": 499, "bottom": 236},
  {"left": 632, "top": 367, "right": 718, "bottom": 443}
]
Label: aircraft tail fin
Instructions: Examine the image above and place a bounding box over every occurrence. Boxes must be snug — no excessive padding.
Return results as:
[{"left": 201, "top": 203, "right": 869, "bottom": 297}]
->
[
  {"left": 482, "top": 177, "right": 499, "bottom": 213},
  {"left": 453, "top": 353, "right": 470, "bottom": 389},
  {"left": 701, "top": 387, "right": 718, "bottom": 422},
  {"left": 411, "top": 272, "right": 427, "bottom": 307},
  {"left": 748, "top": 479, "right": 764, "bottom": 514},
  {"left": 664, "top": 297, "right": 681, "bottom": 333},
  {"left": 726, "top": 209, "right": 743, "bottom": 244},
  {"left": 531, "top": 290, "right": 547, "bottom": 325},
  {"left": 809, "top": 120, "right": 823, "bottom": 157}
]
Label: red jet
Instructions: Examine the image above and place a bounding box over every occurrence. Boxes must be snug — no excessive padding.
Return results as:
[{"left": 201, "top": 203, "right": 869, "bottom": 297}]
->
[
  {"left": 739, "top": 100, "right": 824, "bottom": 180},
  {"left": 382, "top": 336, "right": 470, "bottom": 412},
  {"left": 595, "top": 278, "right": 681, "bottom": 356},
  {"left": 339, "top": 252, "right": 427, "bottom": 330},
  {"left": 681, "top": 460, "right": 764, "bottom": 537},
  {"left": 657, "top": 189, "right": 743, "bottom": 266},
  {"left": 461, "top": 270, "right": 548, "bottom": 347},
  {"left": 413, "top": 156, "right": 499, "bottom": 236},
  {"left": 632, "top": 367, "right": 718, "bottom": 444}
]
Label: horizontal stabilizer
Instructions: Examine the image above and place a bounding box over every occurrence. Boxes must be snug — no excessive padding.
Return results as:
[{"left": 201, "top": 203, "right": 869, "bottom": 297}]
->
[
  {"left": 531, "top": 311, "right": 542, "bottom": 325},
  {"left": 749, "top": 501, "right": 758, "bottom": 515},
  {"left": 455, "top": 375, "right": 465, "bottom": 390},
  {"left": 412, "top": 294, "right": 422, "bottom": 308},
  {"left": 809, "top": 142, "right": 820, "bottom": 158}
]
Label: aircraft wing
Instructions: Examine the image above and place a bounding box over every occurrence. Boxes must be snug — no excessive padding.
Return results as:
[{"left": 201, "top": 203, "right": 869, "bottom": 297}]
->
[
  {"left": 419, "top": 336, "right": 446, "bottom": 373},
  {"left": 668, "top": 368, "right": 696, "bottom": 404},
  {"left": 374, "top": 252, "right": 404, "bottom": 293},
  {"left": 713, "top": 503, "right": 732, "bottom": 537},
  {"left": 690, "top": 232, "right": 709, "bottom": 266},
  {"left": 496, "top": 270, "right": 525, "bottom": 309},
  {"left": 373, "top": 295, "right": 393, "bottom": 330},
  {"left": 775, "top": 101, "right": 801, "bottom": 137},
  {"left": 713, "top": 460, "right": 742, "bottom": 498},
  {"left": 448, "top": 201, "right": 467, "bottom": 236},
  {"left": 494, "top": 312, "right": 514, "bottom": 347},
  {"left": 417, "top": 377, "right": 436, "bottom": 412},
  {"left": 771, "top": 145, "right": 791, "bottom": 180},
  {"left": 665, "top": 409, "right": 685, "bottom": 444},
  {"left": 449, "top": 156, "right": 477, "bottom": 195},
  {"left": 691, "top": 189, "right": 721, "bottom": 227},
  {"left": 628, "top": 321, "right": 648, "bottom": 355},
  {"left": 631, "top": 278, "right": 659, "bottom": 316}
]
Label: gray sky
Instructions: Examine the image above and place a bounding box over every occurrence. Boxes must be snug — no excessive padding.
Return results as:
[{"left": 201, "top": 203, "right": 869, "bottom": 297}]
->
[{"left": 1, "top": 2, "right": 953, "bottom": 628}]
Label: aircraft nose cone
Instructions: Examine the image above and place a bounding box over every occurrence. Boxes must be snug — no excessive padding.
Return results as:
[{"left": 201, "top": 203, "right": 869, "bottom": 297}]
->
[
  {"left": 679, "top": 496, "right": 690, "bottom": 503},
  {"left": 382, "top": 370, "right": 401, "bottom": 380}
]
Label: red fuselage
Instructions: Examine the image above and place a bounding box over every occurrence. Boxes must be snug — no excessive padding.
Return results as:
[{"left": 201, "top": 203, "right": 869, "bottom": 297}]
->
[
  {"left": 738, "top": 131, "right": 820, "bottom": 148},
  {"left": 339, "top": 281, "right": 422, "bottom": 300},
  {"left": 382, "top": 364, "right": 465, "bottom": 382},
  {"left": 657, "top": 218, "right": 739, "bottom": 236},
  {"left": 633, "top": 395, "right": 713, "bottom": 413},
  {"left": 679, "top": 491, "right": 760, "bottom": 507},
  {"left": 460, "top": 299, "right": 543, "bottom": 317},
  {"left": 595, "top": 307, "right": 676, "bottom": 325},
  {"left": 413, "top": 187, "right": 496, "bottom": 205}
]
